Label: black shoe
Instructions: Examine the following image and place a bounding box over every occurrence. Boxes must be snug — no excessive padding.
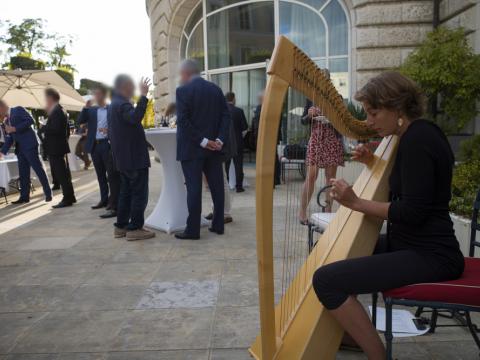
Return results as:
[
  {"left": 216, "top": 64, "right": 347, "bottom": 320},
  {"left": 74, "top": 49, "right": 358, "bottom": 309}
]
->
[
  {"left": 236, "top": 187, "right": 245, "bottom": 193},
  {"left": 52, "top": 201, "right": 73, "bottom": 209},
  {"left": 205, "top": 213, "right": 213, "bottom": 220},
  {"left": 105, "top": 205, "right": 112, "bottom": 211},
  {"left": 51, "top": 185, "right": 60, "bottom": 191},
  {"left": 91, "top": 201, "right": 107, "bottom": 209},
  {"left": 45, "top": 195, "right": 52, "bottom": 202},
  {"left": 12, "top": 198, "right": 29, "bottom": 204},
  {"left": 100, "top": 210, "right": 117, "bottom": 219},
  {"left": 208, "top": 228, "right": 224, "bottom": 235},
  {"left": 72, "top": 197, "right": 77, "bottom": 203},
  {"left": 174, "top": 232, "right": 200, "bottom": 240}
]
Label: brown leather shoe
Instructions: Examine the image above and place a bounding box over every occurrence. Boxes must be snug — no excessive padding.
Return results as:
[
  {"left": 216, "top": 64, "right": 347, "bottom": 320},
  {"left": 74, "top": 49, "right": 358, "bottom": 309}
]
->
[
  {"left": 224, "top": 216, "right": 233, "bottom": 224},
  {"left": 126, "top": 228, "right": 155, "bottom": 241},
  {"left": 114, "top": 227, "right": 127, "bottom": 238}
]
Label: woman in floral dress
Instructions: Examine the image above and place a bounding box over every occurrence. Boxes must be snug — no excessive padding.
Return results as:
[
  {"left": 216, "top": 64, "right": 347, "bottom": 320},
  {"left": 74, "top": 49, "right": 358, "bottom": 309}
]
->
[{"left": 299, "top": 71, "right": 344, "bottom": 223}]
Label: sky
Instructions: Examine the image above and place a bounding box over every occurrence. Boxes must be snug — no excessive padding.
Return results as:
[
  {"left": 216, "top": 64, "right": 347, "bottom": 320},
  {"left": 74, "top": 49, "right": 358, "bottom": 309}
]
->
[{"left": 2, "top": 0, "right": 153, "bottom": 88}]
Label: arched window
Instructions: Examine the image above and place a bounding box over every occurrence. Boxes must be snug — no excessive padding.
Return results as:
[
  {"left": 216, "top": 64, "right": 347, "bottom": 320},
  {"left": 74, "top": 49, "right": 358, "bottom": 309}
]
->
[{"left": 180, "top": 0, "right": 350, "bottom": 120}]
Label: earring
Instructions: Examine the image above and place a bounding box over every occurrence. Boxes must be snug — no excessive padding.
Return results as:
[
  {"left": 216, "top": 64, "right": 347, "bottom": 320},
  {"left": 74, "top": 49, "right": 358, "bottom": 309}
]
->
[{"left": 397, "top": 117, "right": 404, "bottom": 127}]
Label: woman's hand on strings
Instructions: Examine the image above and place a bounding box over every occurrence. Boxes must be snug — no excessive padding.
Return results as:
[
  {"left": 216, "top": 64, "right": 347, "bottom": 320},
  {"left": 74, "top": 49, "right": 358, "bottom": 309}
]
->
[
  {"left": 330, "top": 178, "right": 359, "bottom": 210},
  {"left": 351, "top": 144, "right": 374, "bottom": 165}
]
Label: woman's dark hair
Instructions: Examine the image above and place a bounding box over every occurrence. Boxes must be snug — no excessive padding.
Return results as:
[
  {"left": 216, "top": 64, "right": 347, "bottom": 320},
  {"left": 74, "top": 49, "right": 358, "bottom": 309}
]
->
[
  {"left": 354, "top": 71, "right": 426, "bottom": 120},
  {"left": 45, "top": 87, "right": 60, "bottom": 102},
  {"left": 165, "top": 102, "right": 176, "bottom": 117}
]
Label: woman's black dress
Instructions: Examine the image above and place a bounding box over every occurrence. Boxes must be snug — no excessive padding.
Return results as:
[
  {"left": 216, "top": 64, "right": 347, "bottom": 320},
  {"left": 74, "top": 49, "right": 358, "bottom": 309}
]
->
[{"left": 312, "top": 119, "right": 465, "bottom": 310}]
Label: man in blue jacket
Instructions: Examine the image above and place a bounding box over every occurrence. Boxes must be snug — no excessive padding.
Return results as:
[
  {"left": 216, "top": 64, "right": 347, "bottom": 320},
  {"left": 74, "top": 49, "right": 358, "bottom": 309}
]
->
[
  {"left": 175, "top": 60, "right": 231, "bottom": 240},
  {"left": 108, "top": 74, "right": 154, "bottom": 241},
  {"left": 78, "top": 85, "right": 120, "bottom": 218},
  {"left": 0, "top": 100, "right": 52, "bottom": 203}
]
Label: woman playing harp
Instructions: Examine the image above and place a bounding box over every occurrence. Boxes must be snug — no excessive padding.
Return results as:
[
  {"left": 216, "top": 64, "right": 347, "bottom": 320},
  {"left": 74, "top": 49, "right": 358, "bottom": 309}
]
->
[{"left": 312, "top": 72, "right": 465, "bottom": 359}]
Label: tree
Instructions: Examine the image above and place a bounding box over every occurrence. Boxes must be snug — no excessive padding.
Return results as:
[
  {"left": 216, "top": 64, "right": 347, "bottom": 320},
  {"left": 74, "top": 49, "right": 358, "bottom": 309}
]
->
[
  {"left": 47, "top": 34, "right": 75, "bottom": 70},
  {"left": 400, "top": 27, "right": 480, "bottom": 134},
  {"left": 4, "top": 18, "right": 48, "bottom": 56}
]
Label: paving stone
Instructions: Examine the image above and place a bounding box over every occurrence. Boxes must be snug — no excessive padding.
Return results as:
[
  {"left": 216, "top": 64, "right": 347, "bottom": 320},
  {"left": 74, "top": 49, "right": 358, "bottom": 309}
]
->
[
  {"left": 0, "top": 267, "right": 30, "bottom": 286},
  {"left": 0, "top": 312, "right": 48, "bottom": 353},
  {"left": 0, "top": 285, "right": 75, "bottom": 312},
  {"left": 4, "top": 355, "right": 59, "bottom": 360},
  {"left": 17, "top": 237, "right": 84, "bottom": 251},
  {"left": 11, "top": 311, "right": 128, "bottom": 353},
  {"left": 106, "top": 350, "right": 208, "bottom": 360},
  {"left": 212, "top": 306, "right": 259, "bottom": 349},
  {"left": 59, "top": 285, "right": 146, "bottom": 311},
  {"left": 56, "top": 354, "right": 106, "bottom": 360},
  {"left": 136, "top": 280, "right": 219, "bottom": 309},
  {"left": 111, "top": 309, "right": 214, "bottom": 351},
  {"left": 210, "top": 348, "right": 251, "bottom": 360},
  {"left": 17, "top": 265, "right": 101, "bottom": 286},
  {"left": 153, "top": 260, "right": 224, "bottom": 282},
  {"left": 84, "top": 263, "right": 160, "bottom": 286},
  {"left": 110, "top": 245, "right": 172, "bottom": 263}
]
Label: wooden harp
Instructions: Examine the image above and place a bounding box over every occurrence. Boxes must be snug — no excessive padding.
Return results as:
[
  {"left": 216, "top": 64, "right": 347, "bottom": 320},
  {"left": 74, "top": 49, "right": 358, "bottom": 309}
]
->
[{"left": 249, "top": 36, "right": 399, "bottom": 359}]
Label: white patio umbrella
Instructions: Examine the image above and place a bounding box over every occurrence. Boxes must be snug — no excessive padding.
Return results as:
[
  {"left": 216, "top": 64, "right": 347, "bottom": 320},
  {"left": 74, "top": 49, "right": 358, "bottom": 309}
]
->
[{"left": 0, "top": 70, "right": 85, "bottom": 111}]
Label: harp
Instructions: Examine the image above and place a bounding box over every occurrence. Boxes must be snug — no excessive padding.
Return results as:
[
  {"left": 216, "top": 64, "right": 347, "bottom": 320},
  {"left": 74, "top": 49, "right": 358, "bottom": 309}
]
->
[{"left": 249, "top": 36, "right": 399, "bottom": 359}]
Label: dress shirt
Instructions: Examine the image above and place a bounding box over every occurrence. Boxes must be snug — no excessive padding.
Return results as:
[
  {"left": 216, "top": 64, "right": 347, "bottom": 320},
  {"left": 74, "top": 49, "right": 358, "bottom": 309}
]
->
[{"left": 96, "top": 106, "right": 108, "bottom": 139}]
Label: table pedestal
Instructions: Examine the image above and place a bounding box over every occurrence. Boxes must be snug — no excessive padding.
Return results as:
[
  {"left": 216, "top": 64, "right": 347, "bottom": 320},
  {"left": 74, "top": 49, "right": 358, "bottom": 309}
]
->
[
  {"left": 145, "top": 128, "right": 209, "bottom": 234},
  {"left": 67, "top": 134, "right": 83, "bottom": 171}
]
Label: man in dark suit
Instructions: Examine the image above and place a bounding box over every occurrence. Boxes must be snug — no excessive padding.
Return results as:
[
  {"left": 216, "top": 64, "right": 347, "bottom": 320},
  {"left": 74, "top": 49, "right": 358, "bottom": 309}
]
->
[
  {"left": 224, "top": 92, "right": 248, "bottom": 193},
  {"left": 175, "top": 59, "right": 231, "bottom": 240},
  {"left": 0, "top": 100, "right": 52, "bottom": 203},
  {"left": 108, "top": 74, "right": 154, "bottom": 241},
  {"left": 39, "top": 88, "right": 76, "bottom": 208},
  {"left": 78, "top": 85, "right": 120, "bottom": 218}
]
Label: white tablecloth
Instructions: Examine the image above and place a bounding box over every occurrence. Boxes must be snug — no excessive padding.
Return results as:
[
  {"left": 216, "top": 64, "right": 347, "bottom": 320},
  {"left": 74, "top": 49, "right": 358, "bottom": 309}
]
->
[
  {"left": 67, "top": 134, "right": 83, "bottom": 171},
  {"left": 0, "top": 156, "right": 19, "bottom": 189},
  {"left": 145, "top": 128, "right": 209, "bottom": 233}
]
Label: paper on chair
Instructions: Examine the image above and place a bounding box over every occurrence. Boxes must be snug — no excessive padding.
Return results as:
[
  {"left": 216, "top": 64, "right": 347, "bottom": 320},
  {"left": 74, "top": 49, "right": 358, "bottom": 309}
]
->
[{"left": 369, "top": 306, "right": 430, "bottom": 338}]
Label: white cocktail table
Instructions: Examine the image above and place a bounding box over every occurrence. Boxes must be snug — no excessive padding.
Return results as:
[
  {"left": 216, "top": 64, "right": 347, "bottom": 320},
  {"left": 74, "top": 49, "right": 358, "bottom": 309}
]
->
[{"left": 145, "top": 128, "right": 209, "bottom": 233}]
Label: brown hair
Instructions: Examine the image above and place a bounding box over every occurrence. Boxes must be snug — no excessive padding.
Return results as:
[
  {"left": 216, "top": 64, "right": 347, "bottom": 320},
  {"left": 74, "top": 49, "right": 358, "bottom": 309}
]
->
[
  {"left": 354, "top": 71, "right": 426, "bottom": 120},
  {"left": 45, "top": 87, "right": 60, "bottom": 102},
  {"left": 164, "top": 102, "right": 176, "bottom": 117}
]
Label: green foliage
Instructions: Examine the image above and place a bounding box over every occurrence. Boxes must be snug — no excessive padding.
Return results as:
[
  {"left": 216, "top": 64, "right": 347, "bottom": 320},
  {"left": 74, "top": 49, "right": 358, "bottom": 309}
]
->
[
  {"left": 8, "top": 55, "right": 45, "bottom": 70},
  {"left": 450, "top": 160, "right": 480, "bottom": 217},
  {"left": 347, "top": 101, "right": 367, "bottom": 120},
  {"left": 46, "top": 35, "right": 75, "bottom": 70},
  {"left": 400, "top": 27, "right": 480, "bottom": 134},
  {"left": 4, "top": 18, "right": 47, "bottom": 56},
  {"left": 55, "top": 69, "right": 74, "bottom": 87},
  {"left": 79, "top": 78, "right": 108, "bottom": 92},
  {"left": 459, "top": 135, "right": 480, "bottom": 163}
]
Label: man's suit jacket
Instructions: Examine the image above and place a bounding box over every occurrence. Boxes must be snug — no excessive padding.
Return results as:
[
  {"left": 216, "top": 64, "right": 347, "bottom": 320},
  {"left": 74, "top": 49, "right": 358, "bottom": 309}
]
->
[
  {"left": 1, "top": 107, "right": 38, "bottom": 155},
  {"left": 176, "top": 77, "right": 231, "bottom": 161},
  {"left": 227, "top": 103, "right": 248, "bottom": 150},
  {"left": 40, "top": 105, "right": 70, "bottom": 156},
  {"left": 78, "top": 106, "right": 108, "bottom": 153},
  {"left": 108, "top": 94, "right": 149, "bottom": 172}
]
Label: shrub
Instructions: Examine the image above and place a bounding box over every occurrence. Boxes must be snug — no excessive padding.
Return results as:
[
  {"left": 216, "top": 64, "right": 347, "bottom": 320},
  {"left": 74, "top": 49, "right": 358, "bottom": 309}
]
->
[
  {"left": 450, "top": 160, "right": 480, "bottom": 217},
  {"left": 459, "top": 134, "right": 480, "bottom": 162},
  {"left": 8, "top": 54, "right": 45, "bottom": 70},
  {"left": 55, "top": 68, "right": 74, "bottom": 87},
  {"left": 400, "top": 27, "right": 480, "bottom": 134}
]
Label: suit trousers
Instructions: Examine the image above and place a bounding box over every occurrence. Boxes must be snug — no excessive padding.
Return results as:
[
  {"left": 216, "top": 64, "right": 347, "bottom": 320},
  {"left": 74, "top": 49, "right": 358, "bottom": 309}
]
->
[
  {"left": 106, "top": 151, "right": 120, "bottom": 211},
  {"left": 225, "top": 148, "right": 244, "bottom": 189},
  {"left": 49, "top": 155, "right": 75, "bottom": 203},
  {"left": 91, "top": 140, "right": 110, "bottom": 204},
  {"left": 181, "top": 154, "right": 224, "bottom": 237},
  {"left": 17, "top": 149, "right": 52, "bottom": 200},
  {"left": 75, "top": 136, "right": 89, "bottom": 165},
  {"left": 115, "top": 168, "right": 149, "bottom": 230}
]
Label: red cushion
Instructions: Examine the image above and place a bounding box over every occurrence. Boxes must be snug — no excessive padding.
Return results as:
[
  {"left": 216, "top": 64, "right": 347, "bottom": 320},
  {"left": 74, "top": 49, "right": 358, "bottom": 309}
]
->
[{"left": 384, "top": 257, "right": 480, "bottom": 307}]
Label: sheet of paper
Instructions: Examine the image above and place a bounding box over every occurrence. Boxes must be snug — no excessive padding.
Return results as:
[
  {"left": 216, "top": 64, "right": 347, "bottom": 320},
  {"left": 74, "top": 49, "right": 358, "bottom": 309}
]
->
[{"left": 369, "top": 306, "right": 430, "bottom": 338}]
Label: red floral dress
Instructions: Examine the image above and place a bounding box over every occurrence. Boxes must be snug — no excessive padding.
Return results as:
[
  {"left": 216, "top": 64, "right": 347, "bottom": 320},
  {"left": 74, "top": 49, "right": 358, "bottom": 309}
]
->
[{"left": 305, "top": 116, "right": 344, "bottom": 168}]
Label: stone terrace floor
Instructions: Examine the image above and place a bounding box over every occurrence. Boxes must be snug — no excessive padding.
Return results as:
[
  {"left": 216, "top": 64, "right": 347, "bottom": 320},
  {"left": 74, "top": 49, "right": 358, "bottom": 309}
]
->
[{"left": 0, "top": 154, "right": 479, "bottom": 360}]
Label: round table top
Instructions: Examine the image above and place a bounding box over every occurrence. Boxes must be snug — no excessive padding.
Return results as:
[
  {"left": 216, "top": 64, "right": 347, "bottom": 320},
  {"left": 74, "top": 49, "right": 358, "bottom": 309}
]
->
[
  {"left": 145, "top": 127, "right": 177, "bottom": 135},
  {"left": 0, "top": 155, "right": 18, "bottom": 164}
]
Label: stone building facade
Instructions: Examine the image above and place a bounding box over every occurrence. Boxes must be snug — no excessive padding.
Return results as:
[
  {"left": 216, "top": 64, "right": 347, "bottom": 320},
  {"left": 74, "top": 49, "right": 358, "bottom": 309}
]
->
[{"left": 146, "top": 0, "right": 479, "bottom": 131}]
